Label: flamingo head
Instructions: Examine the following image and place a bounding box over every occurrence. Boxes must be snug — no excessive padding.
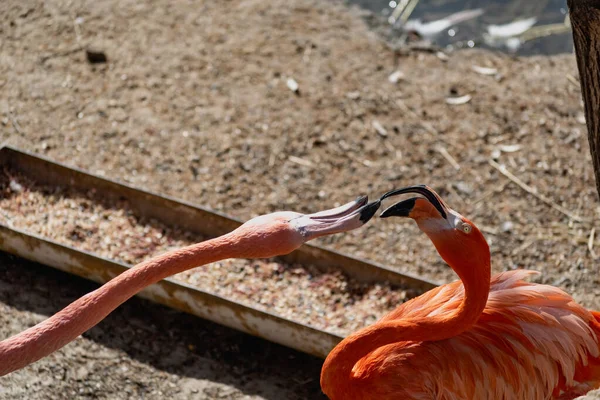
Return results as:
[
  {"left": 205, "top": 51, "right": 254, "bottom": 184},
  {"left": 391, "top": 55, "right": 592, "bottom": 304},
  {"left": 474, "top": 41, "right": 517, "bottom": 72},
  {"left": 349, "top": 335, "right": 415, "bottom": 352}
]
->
[
  {"left": 234, "top": 196, "right": 380, "bottom": 258},
  {"left": 379, "top": 185, "right": 490, "bottom": 272}
]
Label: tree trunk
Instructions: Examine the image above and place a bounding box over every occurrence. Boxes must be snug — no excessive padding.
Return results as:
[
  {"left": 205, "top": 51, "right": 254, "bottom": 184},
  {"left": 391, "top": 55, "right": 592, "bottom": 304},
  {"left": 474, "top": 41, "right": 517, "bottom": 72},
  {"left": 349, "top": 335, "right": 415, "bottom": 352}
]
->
[{"left": 568, "top": 0, "right": 600, "bottom": 199}]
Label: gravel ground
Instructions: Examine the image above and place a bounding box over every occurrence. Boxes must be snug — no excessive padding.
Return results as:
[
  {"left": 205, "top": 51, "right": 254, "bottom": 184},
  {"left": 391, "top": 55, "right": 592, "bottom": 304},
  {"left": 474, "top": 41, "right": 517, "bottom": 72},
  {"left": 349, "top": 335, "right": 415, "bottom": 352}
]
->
[{"left": 1, "top": 0, "right": 599, "bottom": 398}]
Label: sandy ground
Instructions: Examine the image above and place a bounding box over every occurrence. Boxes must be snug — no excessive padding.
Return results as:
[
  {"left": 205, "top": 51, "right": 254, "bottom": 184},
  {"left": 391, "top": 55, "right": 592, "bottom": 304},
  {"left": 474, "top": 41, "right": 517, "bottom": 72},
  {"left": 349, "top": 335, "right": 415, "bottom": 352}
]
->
[{"left": 1, "top": 0, "right": 600, "bottom": 398}]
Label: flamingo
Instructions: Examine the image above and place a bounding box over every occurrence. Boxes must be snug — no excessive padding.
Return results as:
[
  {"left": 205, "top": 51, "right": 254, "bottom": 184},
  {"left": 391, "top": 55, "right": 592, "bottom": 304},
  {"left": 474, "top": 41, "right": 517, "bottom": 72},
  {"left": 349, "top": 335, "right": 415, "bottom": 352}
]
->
[
  {"left": 321, "top": 185, "right": 600, "bottom": 400},
  {"left": 0, "top": 196, "right": 380, "bottom": 376}
]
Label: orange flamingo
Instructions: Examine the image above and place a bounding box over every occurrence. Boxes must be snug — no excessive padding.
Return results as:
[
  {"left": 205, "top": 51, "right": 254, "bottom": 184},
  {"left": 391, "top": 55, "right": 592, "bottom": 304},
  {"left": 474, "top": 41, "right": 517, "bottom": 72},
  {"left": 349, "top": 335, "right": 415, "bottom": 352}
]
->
[
  {"left": 0, "top": 196, "right": 380, "bottom": 376},
  {"left": 321, "top": 185, "right": 600, "bottom": 400}
]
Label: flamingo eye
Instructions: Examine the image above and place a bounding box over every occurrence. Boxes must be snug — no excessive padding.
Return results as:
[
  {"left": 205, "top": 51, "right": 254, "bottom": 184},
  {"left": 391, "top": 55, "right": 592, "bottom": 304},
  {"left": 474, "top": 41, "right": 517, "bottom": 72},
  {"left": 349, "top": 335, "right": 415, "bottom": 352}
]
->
[{"left": 461, "top": 223, "right": 472, "bottom": 234}]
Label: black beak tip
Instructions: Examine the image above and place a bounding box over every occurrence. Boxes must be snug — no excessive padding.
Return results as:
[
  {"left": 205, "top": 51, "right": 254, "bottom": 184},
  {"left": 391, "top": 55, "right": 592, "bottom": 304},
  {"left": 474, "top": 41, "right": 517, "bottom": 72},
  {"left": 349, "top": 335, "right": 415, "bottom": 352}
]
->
[
  {"left": 380, "top": 197, "right": 417, "bottom": 219},
  {"left": 358, "top": 200, "right": 381, "bottom": 223},
  {"left": 355, "top": 195, "right": 369, "bottom": 207}
]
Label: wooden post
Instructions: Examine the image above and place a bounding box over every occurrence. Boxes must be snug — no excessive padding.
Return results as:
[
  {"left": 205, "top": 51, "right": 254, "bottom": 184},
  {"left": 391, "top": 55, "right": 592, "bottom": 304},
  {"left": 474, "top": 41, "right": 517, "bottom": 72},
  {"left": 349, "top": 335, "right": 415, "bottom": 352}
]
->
[{"left": 568, "top": 0, "right": 600, "bottom": 198}]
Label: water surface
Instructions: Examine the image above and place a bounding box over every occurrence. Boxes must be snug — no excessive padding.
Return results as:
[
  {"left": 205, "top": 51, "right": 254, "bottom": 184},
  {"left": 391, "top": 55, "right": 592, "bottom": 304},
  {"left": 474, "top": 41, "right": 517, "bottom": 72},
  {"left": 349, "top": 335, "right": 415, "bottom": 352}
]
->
[{"left": 350, "top": 0, "right": 572, "bottom": 55}]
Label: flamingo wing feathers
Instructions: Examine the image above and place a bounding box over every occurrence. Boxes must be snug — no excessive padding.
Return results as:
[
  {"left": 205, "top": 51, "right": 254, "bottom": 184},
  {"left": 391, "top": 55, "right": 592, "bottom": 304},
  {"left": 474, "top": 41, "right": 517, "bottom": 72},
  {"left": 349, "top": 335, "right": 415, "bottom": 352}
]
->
[{"left": 353, "top": 270, "right": 600, "bottom": 400}]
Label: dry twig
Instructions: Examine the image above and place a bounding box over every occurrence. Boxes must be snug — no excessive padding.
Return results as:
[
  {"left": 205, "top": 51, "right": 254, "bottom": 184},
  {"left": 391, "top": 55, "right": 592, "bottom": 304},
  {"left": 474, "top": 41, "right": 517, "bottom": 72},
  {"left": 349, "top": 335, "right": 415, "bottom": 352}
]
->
[
  {"left": 488, "top": 159, "right": 587, "bottom": 222},
  {"left": 471, "top": 180, "right": 510, "bottom": 206},
  {"left": 39, "top": 47, "right": 82, "bottom": 64},
  {"left": 9, "top": 112, "right": 22, "bottom": 135},
  {"left": 589, "top": 228, "right": 598, "bottom": 260},
  {"left": 512, "top": 239, "right": 535, "bottom": 256},
  {"left": 437, "top": 146, "right": 460, "bottom": 170},
  {"left": 566, "top": 73, "right": 581, "bottom": 89},
  {"left": 396, "top": 99, "right": 437, "bottom": 136},
  {"left": 288, "top": 155, "right": 314, "bottom": 168},
  {"left": 395, "top": 99, "right": 455, "bottom": 148}
]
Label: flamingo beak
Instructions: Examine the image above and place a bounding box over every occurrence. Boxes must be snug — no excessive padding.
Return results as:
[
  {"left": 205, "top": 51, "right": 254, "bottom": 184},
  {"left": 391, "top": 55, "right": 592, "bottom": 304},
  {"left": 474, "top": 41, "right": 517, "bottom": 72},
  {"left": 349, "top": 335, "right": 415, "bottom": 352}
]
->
[
  {"left": 379, "top": 197, "right": 419, "bottom": 218},
  {"left": 308, "top": 196, "right": 380, "bottom": 222},
  {"left": 293, "top": 196, "right": 381, "bottom": 239},
  {"left": 378, "top": 185, "right": 448, "bottom": 219}
]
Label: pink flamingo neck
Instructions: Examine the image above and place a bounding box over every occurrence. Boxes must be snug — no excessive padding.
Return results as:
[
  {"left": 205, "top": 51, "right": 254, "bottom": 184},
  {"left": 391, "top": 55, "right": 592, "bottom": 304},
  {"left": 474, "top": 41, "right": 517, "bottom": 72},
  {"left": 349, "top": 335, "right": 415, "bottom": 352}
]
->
[
  {"left": 320, "top": 255, "right": 491, "bottom": 398},
  {"left": 0, "top": 229, "right": 254, "bottom": 376}
]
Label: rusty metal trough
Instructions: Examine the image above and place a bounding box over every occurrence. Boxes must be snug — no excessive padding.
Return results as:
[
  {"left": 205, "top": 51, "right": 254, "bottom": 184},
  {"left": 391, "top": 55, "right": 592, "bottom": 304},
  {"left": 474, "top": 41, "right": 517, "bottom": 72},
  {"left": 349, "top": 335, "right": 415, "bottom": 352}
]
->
[{"left": 0, "top": 145, "right": 437, "bottom": 358}]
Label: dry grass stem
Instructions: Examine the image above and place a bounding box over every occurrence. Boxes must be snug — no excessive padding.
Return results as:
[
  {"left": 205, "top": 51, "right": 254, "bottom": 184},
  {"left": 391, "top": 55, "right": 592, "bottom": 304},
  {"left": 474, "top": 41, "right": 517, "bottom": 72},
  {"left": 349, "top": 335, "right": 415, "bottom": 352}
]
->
[
  {"left": 589, "top": 228, "right": 597, "bottom": 260},
  {"left": 437, "top": 146, "right": 461, "bottom": 170},
  {"left": 488, "top": 159, "right": 587, "bottom": 222}
]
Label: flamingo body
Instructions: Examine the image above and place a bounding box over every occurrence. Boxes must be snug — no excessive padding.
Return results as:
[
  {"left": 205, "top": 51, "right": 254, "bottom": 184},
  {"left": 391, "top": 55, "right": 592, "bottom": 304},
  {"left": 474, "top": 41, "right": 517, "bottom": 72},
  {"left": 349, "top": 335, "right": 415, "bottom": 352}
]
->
[
  {"left": 351, "top": 270, "right": 600, "bottom": 400},
  {"left": 321, "top": 186, "right": 600, "bottom": 400}
]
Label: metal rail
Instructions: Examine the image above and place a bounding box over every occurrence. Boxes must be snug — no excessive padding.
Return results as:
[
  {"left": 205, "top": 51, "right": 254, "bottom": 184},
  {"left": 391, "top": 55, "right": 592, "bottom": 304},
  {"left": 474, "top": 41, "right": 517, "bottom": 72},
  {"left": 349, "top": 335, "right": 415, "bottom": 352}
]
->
[{"left": 0, "top": 145, "right": 437, "bottom": 358}]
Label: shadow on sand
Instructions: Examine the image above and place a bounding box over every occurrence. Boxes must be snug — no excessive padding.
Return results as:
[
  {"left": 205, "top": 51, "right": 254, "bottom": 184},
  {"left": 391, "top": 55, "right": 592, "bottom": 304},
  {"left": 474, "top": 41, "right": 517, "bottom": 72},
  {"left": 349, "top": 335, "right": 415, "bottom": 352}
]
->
[{"left": 0, "top": 252, "right": 328, "bottom": 400}]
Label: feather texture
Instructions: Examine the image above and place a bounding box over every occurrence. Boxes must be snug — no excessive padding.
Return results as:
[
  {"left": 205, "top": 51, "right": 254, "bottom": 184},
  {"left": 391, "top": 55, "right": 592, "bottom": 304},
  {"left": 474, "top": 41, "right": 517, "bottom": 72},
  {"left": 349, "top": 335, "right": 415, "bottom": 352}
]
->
[{"left": 352, "top": 270, "right": 600, "bottom": 400}]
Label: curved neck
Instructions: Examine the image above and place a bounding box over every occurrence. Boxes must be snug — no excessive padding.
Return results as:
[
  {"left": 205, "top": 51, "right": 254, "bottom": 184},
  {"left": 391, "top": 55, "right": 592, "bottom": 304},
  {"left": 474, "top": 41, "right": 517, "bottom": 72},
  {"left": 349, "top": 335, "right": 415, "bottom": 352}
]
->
[
  {"left": 320, "top": 256, "right": 491, "bottom": 399},
  {"left": 0, "top": 229, "right": 251, "bottom": 376}
]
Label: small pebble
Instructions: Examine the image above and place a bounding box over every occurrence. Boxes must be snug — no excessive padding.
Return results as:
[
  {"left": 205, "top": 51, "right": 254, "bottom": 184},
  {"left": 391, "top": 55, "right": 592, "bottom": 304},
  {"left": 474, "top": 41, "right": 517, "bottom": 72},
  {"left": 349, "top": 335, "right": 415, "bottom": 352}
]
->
[
  {"left": 286, "top": 78, "right": 299, "bottom": 93},
  {"left": 501, "top": 221, "right": 514, "bottom": 233},
  {"left": 86, "top": 49, "right": 107, "bottom": 64},
  {"left": 9, "top": 180, "right": 23, "bottom": 193},
  {"left": 372, "top": 120, "right": 388, "bottom": 137},
  {"left": 388, "top": 70, "right": 405, "bottom": 84},
  {"left": 455, "top": 182, "right": 473, "bottom": 195}
]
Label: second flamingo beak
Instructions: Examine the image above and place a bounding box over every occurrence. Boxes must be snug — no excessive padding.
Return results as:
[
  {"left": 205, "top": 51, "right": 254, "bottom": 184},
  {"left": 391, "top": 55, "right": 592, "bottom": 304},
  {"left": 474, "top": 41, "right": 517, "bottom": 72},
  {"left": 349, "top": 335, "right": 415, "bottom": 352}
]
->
[
  {"left": 378, "top": 185, "right": 448, "bottom": 220},
  {"left": 379, "top": 197, "right": 418, "bottom": 218},
  {"left": 307, "top": 195, "right": 381, "bottom": 224},
  {"left": 292, "top": 196, "right": 381, "bottom": 240}
]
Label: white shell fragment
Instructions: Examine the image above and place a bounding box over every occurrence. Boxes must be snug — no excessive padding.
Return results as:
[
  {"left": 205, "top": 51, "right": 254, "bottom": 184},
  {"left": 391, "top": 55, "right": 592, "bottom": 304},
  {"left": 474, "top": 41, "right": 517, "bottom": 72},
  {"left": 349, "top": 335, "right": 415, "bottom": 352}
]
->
[
  {"left": 499, "top": 144, "right": 522, "bottom": 153},
  {"left": 436, "top": 51, "right": 449, "bottom": 62},
  {"left": 286, "top": 78, "right": 299, "bottom": 93},
  {"left": 471, "top": 65, "right": 498, "bottom": 76},
  {"left": 9, "top": 180, "right": 23, "bottom": 193},
  {"left": 445, "top": 94, "right": 472, "bottom": 105},
  {"left": 388, "top": 70, "right": 405, "bottom": 84},
  {"left": 372, "top": 120, "right": 388, "bottom": 137}
]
